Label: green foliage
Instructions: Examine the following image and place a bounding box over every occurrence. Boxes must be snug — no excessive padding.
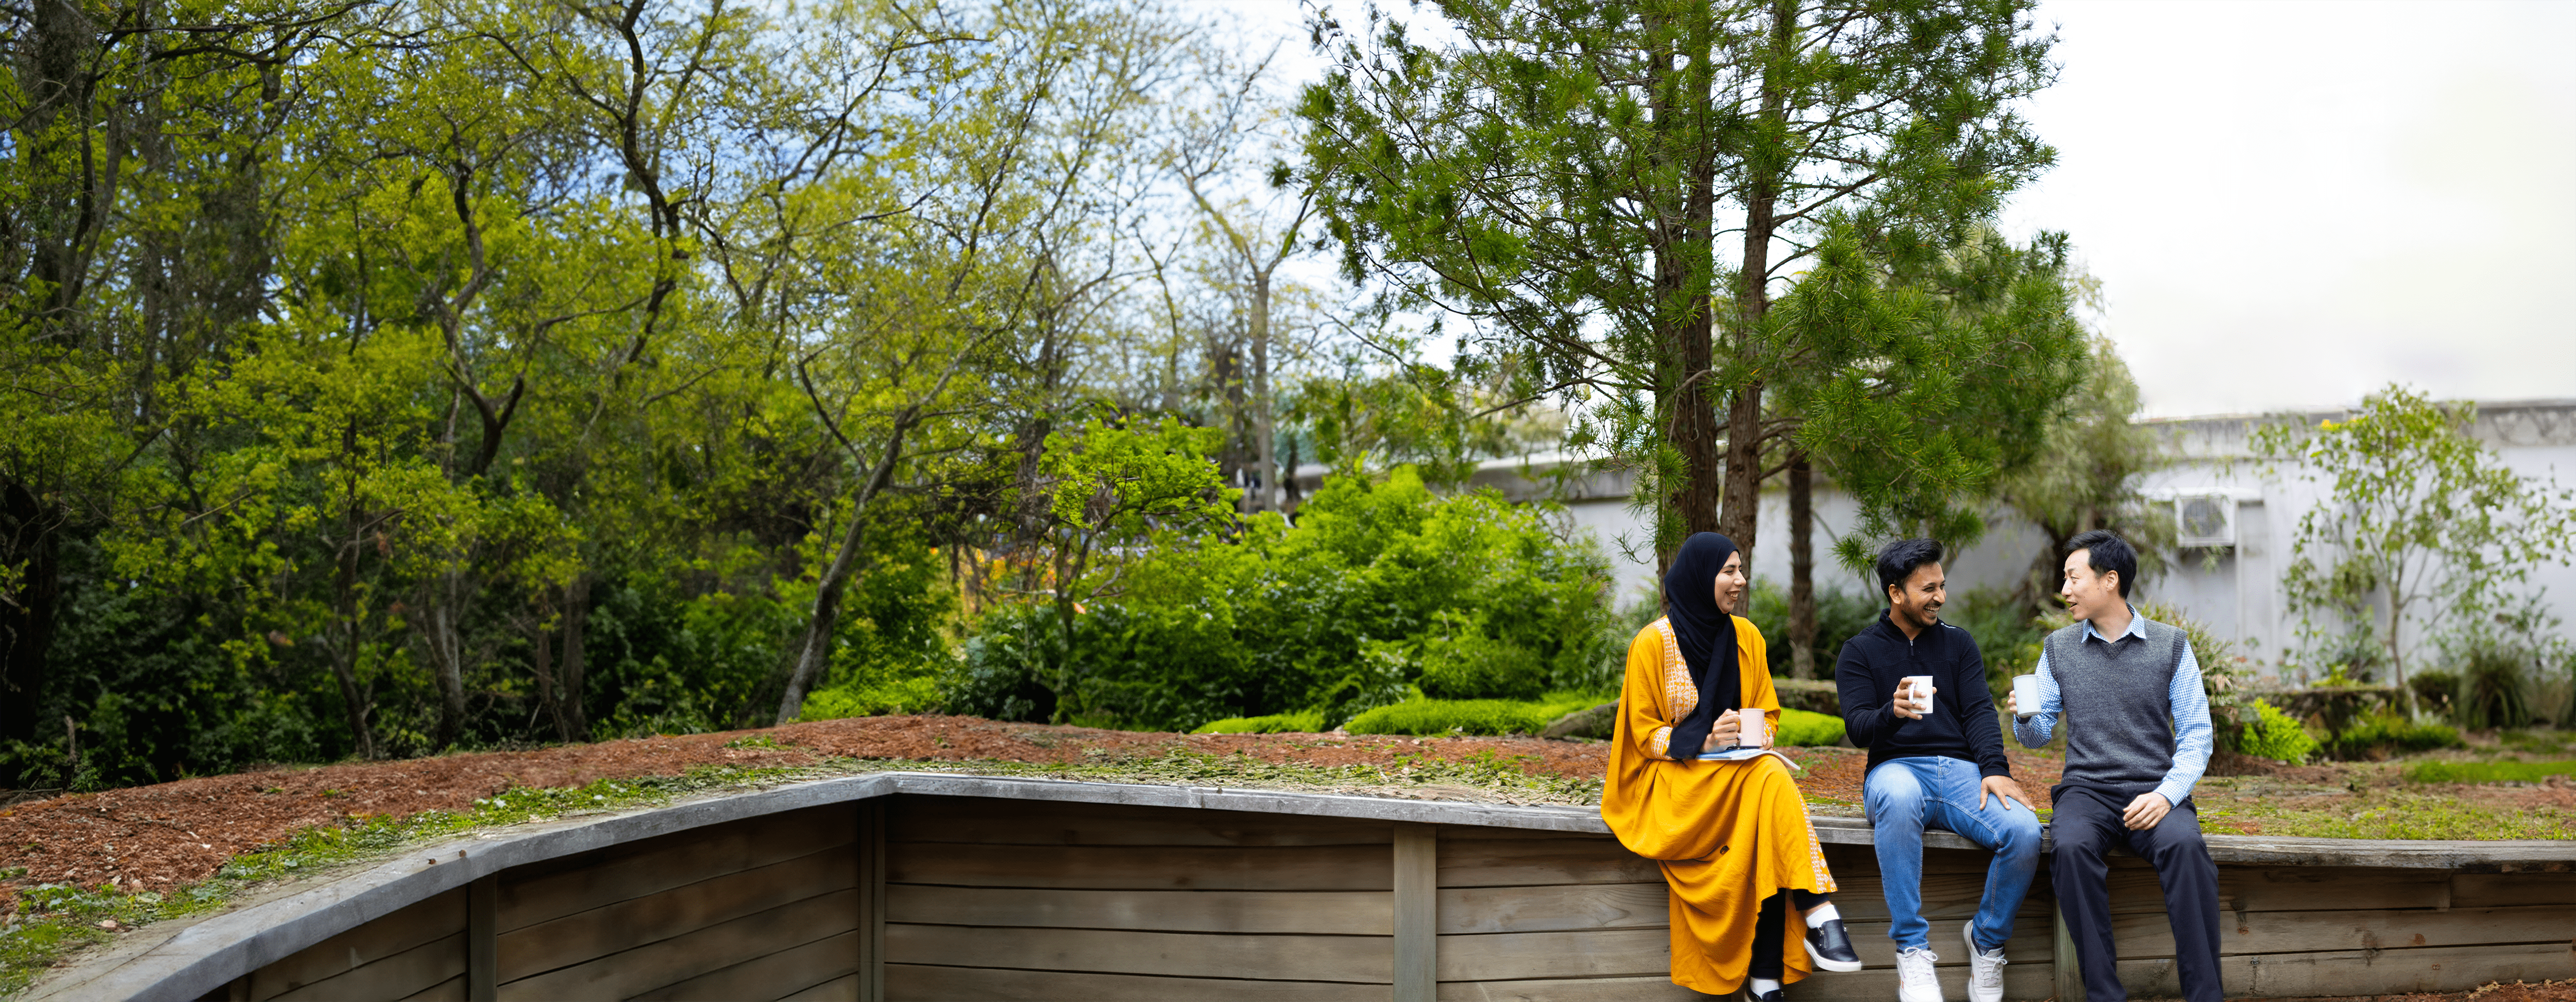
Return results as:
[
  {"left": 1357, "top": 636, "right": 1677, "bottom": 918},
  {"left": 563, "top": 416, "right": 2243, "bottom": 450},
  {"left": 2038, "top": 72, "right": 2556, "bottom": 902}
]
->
[
  {"left": 2252, "top": 385, "right": 2576, "bottom": 710},
  {"left": 954, "top": 468, "right": 1618, "bottom": 731},
  {"left": 1943, "top": 588, "right": 2051, "bottom": 696},
  {"left": 2402, "top": 760, "right": 2576, "bottom": 784},
  {"left": 2458, "top": 647, "right": 2533, "bottom": 731},
  {"left": 1745, "top": 583, "right": 1881, "bottom": 681},
  {"left": 2235, "top": 699, "right": 2321, "bottom": 765},
  {"left": 1775, "top": 708, "right": 1847, "bottom": 748},
  {"left": 1992, "top": 336, "right": 2176, "bottom": 610},
  {"left": 1192, "top": 710, "right": 1328, "bottom": 735},
  {"left": 1345, "top": 693, "right": 1605, "bottom": 737},
  {"left": 2409, "top": 671, "right": 2460, "bottom": 717},
  {"left": 2324, "top": 713, "right": 2464, "bottom": 761}
]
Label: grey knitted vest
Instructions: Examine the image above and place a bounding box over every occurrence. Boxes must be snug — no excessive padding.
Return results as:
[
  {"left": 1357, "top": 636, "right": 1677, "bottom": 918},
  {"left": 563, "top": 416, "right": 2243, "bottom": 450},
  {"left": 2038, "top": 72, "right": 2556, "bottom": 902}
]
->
[{"left": 2044, "top": 613, "right": 2190, "bottom": 797}]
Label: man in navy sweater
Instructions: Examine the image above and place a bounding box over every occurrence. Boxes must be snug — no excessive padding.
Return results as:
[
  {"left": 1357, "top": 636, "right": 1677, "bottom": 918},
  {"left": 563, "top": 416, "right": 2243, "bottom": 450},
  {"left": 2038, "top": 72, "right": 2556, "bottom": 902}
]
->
[{"left": 1836, "top": 540, "right": 2042, "bottom": 1002}]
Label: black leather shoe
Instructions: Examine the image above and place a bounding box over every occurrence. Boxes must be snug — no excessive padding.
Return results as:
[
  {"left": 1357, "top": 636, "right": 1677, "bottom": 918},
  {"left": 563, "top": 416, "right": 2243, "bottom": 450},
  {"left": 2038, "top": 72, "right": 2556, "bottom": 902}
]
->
[
  {"left": 1804, "top": 918, "right": 1863, "bottom": 972},
  {"left": 1743, "top": 986, "right": 1785, "bottom": 1002}
]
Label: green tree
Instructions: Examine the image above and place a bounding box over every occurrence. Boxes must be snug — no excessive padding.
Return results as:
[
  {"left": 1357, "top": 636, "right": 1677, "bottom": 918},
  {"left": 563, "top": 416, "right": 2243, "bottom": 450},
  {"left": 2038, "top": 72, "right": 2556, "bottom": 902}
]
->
[
  {"left": 1297, "top": 0, "right": 2056, "bottom": 563},
  {"left": 1994, "top": 333, "right": 2174, "bottom": 613},
  {"left": 2252, "top": 385, "right": 2576, "bottom": 714}
]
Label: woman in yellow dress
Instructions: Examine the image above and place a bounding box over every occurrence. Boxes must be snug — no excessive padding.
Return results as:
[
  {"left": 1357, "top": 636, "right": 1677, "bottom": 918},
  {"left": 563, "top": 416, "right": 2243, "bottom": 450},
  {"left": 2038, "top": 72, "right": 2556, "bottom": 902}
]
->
[{"left": 1601, "top": 532, "right": 1861, "bottom": 999}]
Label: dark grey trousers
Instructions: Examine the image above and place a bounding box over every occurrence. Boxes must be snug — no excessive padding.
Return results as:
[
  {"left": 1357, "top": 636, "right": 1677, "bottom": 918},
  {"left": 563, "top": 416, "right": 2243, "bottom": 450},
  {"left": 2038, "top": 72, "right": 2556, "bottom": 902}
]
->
[{"left": 2049, "top": 787, "right": 2224, "bottom": 1002}]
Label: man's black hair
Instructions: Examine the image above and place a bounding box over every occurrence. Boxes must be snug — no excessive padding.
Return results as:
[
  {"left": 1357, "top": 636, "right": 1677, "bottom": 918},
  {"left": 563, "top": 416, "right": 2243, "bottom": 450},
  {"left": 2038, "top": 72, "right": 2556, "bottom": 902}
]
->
[
  {"left": 2066, "top": 529, "right": 2137, "bottom": 598},
  {"left": 1874, "top": 538, "right": 1946, "bottom": 600}
]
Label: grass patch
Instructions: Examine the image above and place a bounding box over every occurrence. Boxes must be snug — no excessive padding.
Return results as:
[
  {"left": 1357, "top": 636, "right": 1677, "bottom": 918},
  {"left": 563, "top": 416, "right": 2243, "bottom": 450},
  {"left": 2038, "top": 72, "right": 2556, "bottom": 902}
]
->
[
  {"left": 1192, "top": 709, "right": 1327, "bottom": 734},
  {"left": 1775, "top": 708, "right": 1844, "bottom": 747},
  {"left": 2403, "top": 760, "right": 2576, "bottom": 784},
  {"left": 1345, "top": 693, "right": 1604, "bottom": 736},
  {"left": 2221, "top": 792, "right": 2573, "bottom": 840}
]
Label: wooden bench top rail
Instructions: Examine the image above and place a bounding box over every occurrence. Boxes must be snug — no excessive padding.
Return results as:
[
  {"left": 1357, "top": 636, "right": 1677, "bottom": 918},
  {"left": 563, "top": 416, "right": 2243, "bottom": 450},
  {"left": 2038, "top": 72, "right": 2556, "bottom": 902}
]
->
[{"left": 37, "top": 771, "right": 2576, "bottom": 1002}]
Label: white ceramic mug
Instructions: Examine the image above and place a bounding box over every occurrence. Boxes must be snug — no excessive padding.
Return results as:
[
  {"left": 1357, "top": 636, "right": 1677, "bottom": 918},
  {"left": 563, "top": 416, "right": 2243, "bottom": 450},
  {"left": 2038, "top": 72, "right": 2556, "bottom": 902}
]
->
[
  {"left": 1902, "top": 675, "right": 1934, "bottom": 713},
  {"left": 2012, "top": 674, "right": 2042, "bottom": 717},
  {"left": 1738, "top": 707, "right": 1768, "bottom": 747}
]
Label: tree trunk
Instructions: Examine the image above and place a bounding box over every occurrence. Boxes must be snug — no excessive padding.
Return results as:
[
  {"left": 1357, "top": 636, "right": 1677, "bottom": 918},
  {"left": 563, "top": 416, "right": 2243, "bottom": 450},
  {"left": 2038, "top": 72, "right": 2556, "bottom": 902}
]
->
[
  {"left": 1652, "top": 6, "right": 1724, "bottom": 557},
  {"left": 1716, "top": 0, "right": 1797, "bottom": 567},
  {"left": 0, "top": 480, "right": 64, "bottom": 748},
  {"left": 425, "top": 570, "right": 469, "bottom": 749},
  {"left": 1788, "top": 453, "right": 1817, "bottom": 678},
  {"left": 1251, "top": 270, "right": 1275, "bottom": 514},
  {"left": 777, "top": 421, "right": 910, "bottom": 725},
  {"left": 530, "top": 614, "right": 564, "bottom": 739},
  {"left": 559, "top": 574, "right": 591, "bottom": 740}
]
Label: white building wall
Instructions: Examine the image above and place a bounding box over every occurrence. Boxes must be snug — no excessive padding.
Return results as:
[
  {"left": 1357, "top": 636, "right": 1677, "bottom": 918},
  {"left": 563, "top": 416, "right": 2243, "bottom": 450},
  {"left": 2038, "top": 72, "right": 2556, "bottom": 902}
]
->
[{"left": 1435, "top": 399, "right": 2576, "bottom": 677}]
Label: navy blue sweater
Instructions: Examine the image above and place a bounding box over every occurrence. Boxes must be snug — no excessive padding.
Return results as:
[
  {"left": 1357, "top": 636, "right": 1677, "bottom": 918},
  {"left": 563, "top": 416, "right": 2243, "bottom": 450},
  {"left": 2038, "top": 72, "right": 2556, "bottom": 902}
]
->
[{"left": 1835, "top": 611, "right": 2011, "bottom": 779}]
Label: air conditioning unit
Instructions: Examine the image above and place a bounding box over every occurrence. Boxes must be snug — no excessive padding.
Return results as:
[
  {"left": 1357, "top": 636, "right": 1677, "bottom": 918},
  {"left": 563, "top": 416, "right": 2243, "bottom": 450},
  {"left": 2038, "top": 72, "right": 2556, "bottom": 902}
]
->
[{"left": 2175, "top": 494, "right": 2235, "bottom": 548}]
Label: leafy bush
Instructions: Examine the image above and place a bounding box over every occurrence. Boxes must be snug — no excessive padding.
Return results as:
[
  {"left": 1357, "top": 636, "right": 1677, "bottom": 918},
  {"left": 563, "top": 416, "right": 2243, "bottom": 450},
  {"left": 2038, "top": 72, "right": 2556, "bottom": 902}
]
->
[
  {"left": 1345, "top": 693, "right": 1603, "bottom": 736},
  {"left": 2459, "top": 646, "right": 2534, "bottom": 730},
  {"left": 1192, "top": 710, "right": 1329, "bottom": 734},
  {"left": 2324, "top": 713, "right": 2463, "bottom": 760},
  {"left": 2402, "top": 759, "right": 2576, "bottom": 784},
  {"left": 2234, "top": 699, "right": 2320, "bottom": 764},
  {"left": 2408, "top": 671, "right": 2459, "bottom": 717},
  {"left": 1775, "top": 707, "right": 1845, "bottom": 747},
  {"left": 954, "top": 467, "right": 1620, "bottom": 731}
]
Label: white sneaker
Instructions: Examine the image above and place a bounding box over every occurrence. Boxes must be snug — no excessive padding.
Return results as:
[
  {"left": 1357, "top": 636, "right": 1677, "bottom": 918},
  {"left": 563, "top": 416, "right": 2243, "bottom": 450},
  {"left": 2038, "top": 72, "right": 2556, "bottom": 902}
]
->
[
  {"left": 1895, "top": 946, "right": 1943, "bottom": 1002},
  {"left": 1962, "top": 923, "right": 2006, "bottom": 1002}
]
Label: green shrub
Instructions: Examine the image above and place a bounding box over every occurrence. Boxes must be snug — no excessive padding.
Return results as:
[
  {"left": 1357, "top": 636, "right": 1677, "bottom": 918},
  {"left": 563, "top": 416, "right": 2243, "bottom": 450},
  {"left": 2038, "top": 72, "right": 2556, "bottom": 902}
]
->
[
  {"left": 1775, "top": 707, "right": 1845, "bottom": 747},
  {"left": 2408, "top": 670, "right": 2459, "bottom": 717},
  {"left": 2460, "top": 647, "right": 2534, "bottom": 730},
  {"left": 1345, "top": 693, "right": 1603, "bottom": 736},
  {"left": 1193, "top": 710, "right": 1328, "bottom": 734},
  {"left": 2402, "top": 759, "right": 2576, "bottom": 784},
  {"left": 2325, "top": 713, "right": 2463, "bottom": 760},
  {"left": 953, "top": 467, "right": 1621, "bottom": 731},
  {"left": 2234, "top": 699, "right": 2320, "bottom": 764}
]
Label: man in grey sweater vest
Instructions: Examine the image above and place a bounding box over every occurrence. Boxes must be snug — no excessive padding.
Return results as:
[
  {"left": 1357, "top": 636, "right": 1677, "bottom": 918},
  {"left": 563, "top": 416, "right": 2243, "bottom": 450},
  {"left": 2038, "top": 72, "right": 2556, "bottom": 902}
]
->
[{"left": 2008, "top": 531, "right": 2221, "bottom": 1002}]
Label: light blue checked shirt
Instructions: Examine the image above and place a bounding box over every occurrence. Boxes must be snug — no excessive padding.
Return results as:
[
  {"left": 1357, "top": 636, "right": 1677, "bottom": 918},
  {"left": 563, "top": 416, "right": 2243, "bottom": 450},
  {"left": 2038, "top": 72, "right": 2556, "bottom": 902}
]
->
[{"left": 2012, "top": 605, "right": 2213, "bottom": 808}]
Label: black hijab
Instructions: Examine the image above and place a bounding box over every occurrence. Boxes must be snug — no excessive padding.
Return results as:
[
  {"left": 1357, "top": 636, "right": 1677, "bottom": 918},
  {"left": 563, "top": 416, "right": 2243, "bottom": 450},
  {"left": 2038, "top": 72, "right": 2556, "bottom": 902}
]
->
[{"left": 1663, "top": 532, "right": 1742, "bottom": 759}]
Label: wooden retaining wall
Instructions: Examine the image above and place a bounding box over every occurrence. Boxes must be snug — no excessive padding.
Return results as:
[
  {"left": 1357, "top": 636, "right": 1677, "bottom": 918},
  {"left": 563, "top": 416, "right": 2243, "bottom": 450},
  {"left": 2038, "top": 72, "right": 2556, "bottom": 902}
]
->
[{"left": 41, "top": 774, "right": 2567, "bottom": 1002}]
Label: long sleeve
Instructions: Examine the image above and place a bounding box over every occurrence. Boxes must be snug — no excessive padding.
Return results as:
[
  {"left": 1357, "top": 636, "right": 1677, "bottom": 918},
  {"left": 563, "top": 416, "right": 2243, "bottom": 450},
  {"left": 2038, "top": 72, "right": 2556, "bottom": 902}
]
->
[
  {"left": 1619, "top": 625, "right": 1677, "bottom": 761},
  {"left": 2012, "top": 650, "right": 2061, "bottom": 748},
  {"left": 1835, "top": 641, "right": 1903, "bottom": 749},
  {"left": 1956, "top": 641, "right": 2010, "bottom": 778},
  {"left": 2155, "top": 642, "right": 2213, "bottom": 807}
]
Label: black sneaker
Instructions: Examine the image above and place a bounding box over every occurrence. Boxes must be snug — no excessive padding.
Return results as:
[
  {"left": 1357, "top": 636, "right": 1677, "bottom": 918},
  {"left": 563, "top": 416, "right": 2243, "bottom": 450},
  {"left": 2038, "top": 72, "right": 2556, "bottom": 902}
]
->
[
  {"left": 1804, "top": 918, "right": 1863, "bottom": 972},
  {"left": 1743, "top": 985, "right": 1786, "bottom": 1002}
]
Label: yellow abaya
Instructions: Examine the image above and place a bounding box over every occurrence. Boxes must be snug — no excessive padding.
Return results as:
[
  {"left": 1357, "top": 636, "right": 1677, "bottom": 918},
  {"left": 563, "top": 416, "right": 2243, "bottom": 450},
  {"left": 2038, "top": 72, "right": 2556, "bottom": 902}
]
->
[{"left": 1599, "top": 615, "right": 1837, "bottom": 995}]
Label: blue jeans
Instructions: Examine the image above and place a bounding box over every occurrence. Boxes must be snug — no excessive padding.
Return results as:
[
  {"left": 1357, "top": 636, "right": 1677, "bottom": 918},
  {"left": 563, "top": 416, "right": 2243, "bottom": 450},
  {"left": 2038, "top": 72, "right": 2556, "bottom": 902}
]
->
[{"left": 1863, "top": 756, "right": 2044, "bottom": 953}]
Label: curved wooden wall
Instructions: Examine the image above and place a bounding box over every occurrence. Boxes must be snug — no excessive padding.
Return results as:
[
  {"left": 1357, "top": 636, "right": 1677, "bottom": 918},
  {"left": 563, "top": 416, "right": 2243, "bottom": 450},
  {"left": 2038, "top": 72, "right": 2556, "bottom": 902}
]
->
[{"left": 32, "top": 773, "right": 2575, "bottom": 1001}]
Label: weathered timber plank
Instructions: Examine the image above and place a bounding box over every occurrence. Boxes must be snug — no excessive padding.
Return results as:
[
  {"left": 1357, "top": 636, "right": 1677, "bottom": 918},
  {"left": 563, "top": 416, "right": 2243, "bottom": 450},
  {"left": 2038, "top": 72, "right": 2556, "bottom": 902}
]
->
[
  {"left": 883, "top": 924, "right": 1394, "bottom": 983},
  {"left": 2209, "top": 864, "right": 2448, "bottom": 913},
  {"left": 1435, "top": 975, "right": 1705, "bottom": 1001},
  {"left": 783, "top": 971, "right": 861, "bottom": 1002},
  {"left": 395, "top": 974, "right": 466, "bottom": 1002},
  {"left": 885, "top": 885, "right": 1392, "bottom": 935},
  {"left": 883, "top": 964, "right": 1390, "bottom": 1000},
  {"left": 1394, "top": 823, "right": 1437, "bottom": 1002},
  {"left": 1826, "top": 872, "right": 2057, "bottom": 924},
  {"left": 267, "top": 931, "right": 467, "bottom": 1002},
  {"left": 2451, "top": 872, "right": 2576, "bottom": 908},
  {"left": 891, "top": 795, "right": 1393, "bottom": 847},
  {"left": 495, "top": 805, "right": 851, "bottom": 934},
  {"left": 1830, "top": 919, "right": 2054, "bottom": 965},
  {"left": 1819, "top": 841, "right": 1995, "bottom": 876},
  {"left": 1434, "top": 928, "right": 1670, "bottom": 980},
  {"left": 888, "top": 842, "right": 1394, "bottom": 891},
  {"left": 2117, "top": 940, "right": 2576, "bottom": 998},
  {"left": 631, "top": 928, "right": 861, "bottom": 1001},
  {"left": 495, "top": 887, "right": 855, "bottom": 1001},
  {"left": 1438, "top": 838, "right": 1659, "bottom": 887},
  {"left": 2108, "top": 904, "right": 2576, "bottom": 958},
  {"left": 247, "top": 887, "right": 464, "bottom": 1000},
  {"left": 495, "top": 841, "right": 856, "bottom": 982},
  {"left": 1437, "top": 884, "right": 1668, "bottom": 934}
]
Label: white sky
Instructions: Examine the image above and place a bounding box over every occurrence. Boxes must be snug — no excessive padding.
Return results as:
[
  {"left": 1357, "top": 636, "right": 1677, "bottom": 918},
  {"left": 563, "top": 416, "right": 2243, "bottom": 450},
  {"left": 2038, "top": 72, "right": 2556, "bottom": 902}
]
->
[{"left": 1200, "top": 0, "right": 2576, "bottom": 419}]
